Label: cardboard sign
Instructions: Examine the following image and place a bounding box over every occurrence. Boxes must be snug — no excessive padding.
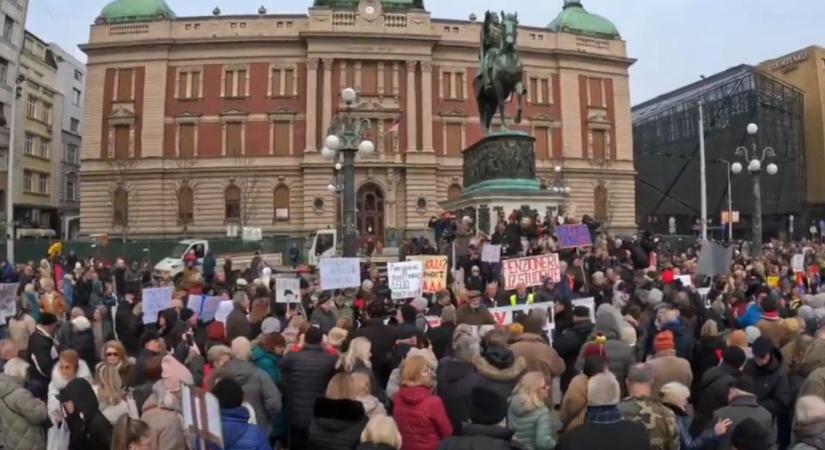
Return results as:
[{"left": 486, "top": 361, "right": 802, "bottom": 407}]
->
[
  {"left": 214, "top": 301, "right": 234, "bottom": 325},
  {"left": 0, "top": 283, "right": 16, "bottom": 323},
  {"left": 556, "top": 224, "right": 593, "bottom": 249},
  {"left": 187, "top": 295, "right": 224, "bottom": 322},
  {"left": 275, "top": 277, "right": 301, "bottom": 304},
  {"left": 481, "top": 244, "right": 502, "bottom": 263},
  {"left": 319, "top": 258, "right": 362, "bottom": 290},
  {"left": 141, "top": 287, "right": 174, "bottom": 324},
  {"left": 502, "top": 254, "right": 561, "bottom": 290},
  {"left": 792, "top": 254, "right": 805, "bottom": 273},
  {"left": 388, "top": 261, "right": 424, "bottom": 299},
  {"left": 182, "top": 383, "right": 223, "bottom": 449},
  {"left": 407, "top": 255, "right": 449, "bottom": 294}
]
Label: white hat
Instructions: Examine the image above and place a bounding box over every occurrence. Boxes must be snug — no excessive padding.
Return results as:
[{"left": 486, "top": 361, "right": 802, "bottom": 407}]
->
[{"left": 261, "top": 317, "right": 281, "bottom": 335}]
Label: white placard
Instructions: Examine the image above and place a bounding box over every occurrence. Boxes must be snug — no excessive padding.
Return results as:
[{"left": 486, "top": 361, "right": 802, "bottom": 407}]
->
[
  {"left": 181, "top": 383, "right": 224, "bottom": 449},
  {"left": 792, "top": 253, "right": 805, "bottom": 273},
  {"left": 388, "top": 261, "right": 424, "bottom": 300},
  {"left": 481, "top": 244, "right": 502, "bottom": 263},
  {"left": 214, "top": 301, "right": 234, "bottom": 325},
  {"left": 0, "top": 283, "right": 16, "bottom": 323},
  {"left": 276, "top": 278, "right": 301, "bottom": 304},
  {"left": 319, "top": 257, "right": 361, "bottom": 290},
  {"left": 142, "top": 287, "right": 174, "bottom": 324},
  {"left": 676, "top": 275, "right": 693, "bottom": 287},
  {"left": 187, "top": 295, "right": 224, "bottom": 322}
]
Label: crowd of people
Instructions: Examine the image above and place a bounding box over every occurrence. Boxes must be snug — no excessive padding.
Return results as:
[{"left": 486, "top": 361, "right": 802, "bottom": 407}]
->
[{"left": 0, "top": 211, "right": 824, "bottom": 450}]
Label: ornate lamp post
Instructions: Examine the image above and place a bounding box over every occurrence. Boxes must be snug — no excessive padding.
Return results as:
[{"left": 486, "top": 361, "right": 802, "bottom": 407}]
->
[
  {"left": 322, "top": 87, "right": 374, "bottom": 257},
  {"left": 548, "top": 165, "right": 572, "bottom": 223},
  {"left": 731, "top": 123, "right": 778, "bottom": 258}
]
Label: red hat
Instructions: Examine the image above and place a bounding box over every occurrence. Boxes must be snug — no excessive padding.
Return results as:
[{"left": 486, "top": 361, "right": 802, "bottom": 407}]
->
[
  {"left": 654, "top": 330, "right": 675, "bottom": 353},
  {"left": 662, "top": 270, "right": 675, "bottom": 285},
  {"left": 583, "top": 334, "right": 608, "bottom": 359}
]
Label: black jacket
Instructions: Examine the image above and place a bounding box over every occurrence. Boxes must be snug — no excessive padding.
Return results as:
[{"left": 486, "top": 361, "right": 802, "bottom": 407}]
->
[
  {"left": 355, "top": 319, "right": 397, "bottom": 388},
  {"left": 114, "top": 301, "right": 142, "bottom": 356},
  {"left": 279, "top": 344, "right": 338, "bottom": 429},
  {"left": 557, "top": 420, "right": 650, "bottom": 450},
  {"left": 132, "top": 349, "right": 159, "bottom": 387},
  {"left": 69, "top": 328, "right": 97, "bottom": 370},
  {"left": 307, "top": 397, "right": 368, "bottom": 450},
  {"left": 27, "top": 328, "right": 57, "bottom": 384},
  {"left": 692, "top": 363, "right": 741, "bottom": 435},
  {"left": 553, "top": 320, "right": 593, "bottom": 392},
  {"left": 62, "top": 378, "right": 113, "bottom": 450},
  {"left": 691, "top": 335, "right": 726, "bottom": 394},
  {"left": 427, "top": 323, "right": 457, "bottom": 361},
  {"left": 743, "top": 347, "right": 791, "bottom": 418},
  {"left": 438, "top": 423, "right": 521, "bottom": 450},
  {"left": 436, "top": 357, "right": 482, "bottom": 435}
]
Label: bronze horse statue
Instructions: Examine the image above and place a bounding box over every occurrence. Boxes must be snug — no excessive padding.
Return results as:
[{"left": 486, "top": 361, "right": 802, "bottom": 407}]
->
[{"left": 474, "top": 11, "right": 526, "bottom": 135}]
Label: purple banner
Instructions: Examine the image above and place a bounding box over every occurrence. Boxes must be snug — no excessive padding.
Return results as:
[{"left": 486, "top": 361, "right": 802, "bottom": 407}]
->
[{"left": 557, "top": 224, "right": 593, "bottom": 249}]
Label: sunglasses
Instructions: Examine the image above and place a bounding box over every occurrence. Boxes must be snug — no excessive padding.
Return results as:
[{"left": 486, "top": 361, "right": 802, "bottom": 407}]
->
[{"left": 105, "top": 352, "right": 119, "bottom": 357}]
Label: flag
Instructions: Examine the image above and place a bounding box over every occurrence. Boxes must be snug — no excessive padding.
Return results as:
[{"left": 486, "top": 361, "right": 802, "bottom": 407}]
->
[{"left": 385, "top": 116, "right": 400, "bottom": 135}]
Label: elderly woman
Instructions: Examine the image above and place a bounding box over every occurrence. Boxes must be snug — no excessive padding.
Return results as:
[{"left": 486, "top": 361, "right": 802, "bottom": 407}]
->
[
  {"left": 98, "top": 340, "right": 135, "bottom": 388},
  {"left": 0, "top": 358, "right": 47, "bottom": 449},
  {"left": 660, "top": 382, "right": 731, "bottom": 450}
]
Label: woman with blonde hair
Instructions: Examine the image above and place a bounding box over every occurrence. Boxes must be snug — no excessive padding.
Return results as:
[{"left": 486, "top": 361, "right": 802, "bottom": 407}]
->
[
  {"left": 337, "top": 336, "right": 372, "bottom": 374},
  {"left": 307, "top": 372, "right": 370, "bottom": 450},
  {"left": 97, "top": 364, "right": 129, "bottom": 424},
  {"left": 392, "top": 355, "right": 452, "bottom": 450},
  {"left": 352, "top": 372, "right": 386, "bottom": 418},
  {"left": 358, "top": 414, "right": 402, "bottom": 450},
  {"left": 507, "top": 371, "right": 560, "bottom": 450},
  {"left": 98, "top": 340, "right": 135, "bottom": 388}
]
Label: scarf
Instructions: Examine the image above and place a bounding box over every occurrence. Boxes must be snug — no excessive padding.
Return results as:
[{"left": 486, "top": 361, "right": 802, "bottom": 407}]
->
[
  {"left": 762, "top": 311, "right": 780, "bottom": 320},
  {"left": 585, "top": 405, "right": 623, "bottom": 425}
]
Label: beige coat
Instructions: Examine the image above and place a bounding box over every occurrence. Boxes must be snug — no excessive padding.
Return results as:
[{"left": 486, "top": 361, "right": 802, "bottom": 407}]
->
[
  {"left": 141, "top": 394, "right": 189, "bottom": 450},
  {"left": 757, "top": 318, "right": 789, "bottom": 349},
  {"left": 648, "top": 350, "right": 693, "bottom": 395},
  {"left": 7, "top": 315, "right": 35, "bottom": 353},
  {"left": 510, "top": 333, "right": 565, "bottom": 380},
  {"left": 559, "top": 373, "right": 588, "bottom": 432}
]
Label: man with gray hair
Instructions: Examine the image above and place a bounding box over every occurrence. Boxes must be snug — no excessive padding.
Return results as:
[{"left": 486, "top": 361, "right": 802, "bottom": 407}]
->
[
  {"left": 0, "top": 358, "right": 47, "bottom": 449},
  {"left": 557, "top": 372, "right": 651, "bottom": 450},
  {"left": 436, "top": 333, "right": 482, "bottom": 434},
  {"left": 226, "top": 291, "right": 251, "bottom": 342},
  {"left": 619, "top": 363, "right": 679, "bottom": 450}
]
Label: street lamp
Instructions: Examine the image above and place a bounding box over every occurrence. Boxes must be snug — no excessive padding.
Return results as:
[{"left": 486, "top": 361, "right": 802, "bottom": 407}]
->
[
  {"left": 716, "top": 159, "right": 735, "bottom": 242},
  {"left": 547, "top": 165, "right": 571, "bottom": 219},
  {"left": 323, "top": 87, "right": 374, "bottom": 257},
  {"left": 733, "top": 122, "right": 777, "bottom": 257}
]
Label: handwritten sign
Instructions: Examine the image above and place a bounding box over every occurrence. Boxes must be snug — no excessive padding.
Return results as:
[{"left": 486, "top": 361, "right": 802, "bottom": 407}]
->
[
  {"left": 481, "top": 244, "right": 502, "bottom": 263},
  {"left": 388, "top": 261, "right": 424, "bottom": 299},
  {"left": 187, "top": 295, "right": 224, "bottom": 322},
  {"left": 406, "top": 255, "right": 448, "bottom": 293},
  {"left": 792, "top": 254, "right": 805, "bottom": 273},
  {"left": 319, "top": 258, "right": 362, "bottom": 291},
  {"left": 502, "top": 254, "right": 561, "bottom": 290},
  {"left": 676, "top": 275, "right": 693, "bottom": 287},
  {"left": 556, "top": 224, "right": 593, "bottom": 249},
  {"left": 182, "top": 383, "right": 223, "bottom": 449},
  {"left": 142, "top": 287, "right": 174, "bottom": 324},
  {"left": 214, "top": 301, "right": 234, "bottom": 325},
  {"left": 0, "top": 283, "right": 16, "bottom": 323},
  {"left": 275, "top": 277, "right": 301, "bottom": 304}
]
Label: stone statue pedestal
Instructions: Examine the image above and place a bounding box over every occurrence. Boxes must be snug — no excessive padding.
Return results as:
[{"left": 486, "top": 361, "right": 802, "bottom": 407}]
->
[{"left": 442, "top": 131, "right": 568, "bottom": 236}]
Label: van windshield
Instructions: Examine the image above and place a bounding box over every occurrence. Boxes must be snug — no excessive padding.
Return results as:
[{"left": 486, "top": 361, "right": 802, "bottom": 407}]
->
[{"left": 171, "top": 243, "right": 190, "bottom": 258}]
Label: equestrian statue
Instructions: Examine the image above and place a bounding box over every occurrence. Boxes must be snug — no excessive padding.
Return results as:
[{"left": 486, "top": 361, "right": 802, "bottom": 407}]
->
[{"left": 474, "top": 11, "right": 527, "bottom": 135}]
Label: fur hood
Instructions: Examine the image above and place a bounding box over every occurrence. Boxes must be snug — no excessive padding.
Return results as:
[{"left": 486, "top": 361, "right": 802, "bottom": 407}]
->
[
  {"left": 473, "top": 351, "right": 527, "bottom": 382},
  {"left": 50, "top": 358, "right": 93, "bottom": 391},
  {"left": 313, "top": 397, "right": 367, "bottom": 424},
  {"left": 72, "top": 315, "right": 92, "bottom": 332}
]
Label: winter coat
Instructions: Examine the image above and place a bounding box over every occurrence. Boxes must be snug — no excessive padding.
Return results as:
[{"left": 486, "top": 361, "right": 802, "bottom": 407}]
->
[
  {"left": 114, "top": 301, "right": 142, "bottom": 356},
  {"left": 310, "top": 308, "right": 339, "bottom": 335},
  {"left": 473, "top": 347, "right": 527, "bottom": 404},
  {"left": 558, "top": 373, "right": 588, "bottom": 432},
  {"left": 133, "top": 349, "right": 160, "bottom": 387},
  {"left": 226, "top": 305, "right": 251, "bottom": 342},
  {"left": 64, "top": 316, "right": 97, "bottom": 369},
  {"left": 507, "top": 396, "right": 560, "bottom": 450},
  {"left": 556, "top": 417, "right": 650, "bottom": 450},
  {"left": 251, "top": 346, "right": 282, "bottom": 385},
  {"left": 456, "top": 306, "right": 496, "bottom": 326},
  {"left": 690, "top": 335, "right": 725, "bottom": 393},
  {"left": 791, "top": 420, "right": 825, "bottom": 450},
  {"left": 224, "top": 358, "right": 281, "bottom": 433},
  {"left": 619, "top": 396, "right": 679, "bottom": 450},
  {"left": 574, "top": 306, "right": 636, "bottom": 394},
  {"left": 307, "top": 398, "right": 368, "bottom": 450},
  {"left": 757, "top": 317, "right": 790, "bottom": 348},
  {"left": 217, "top": 407, "right": 271, "bottom": 450},
  {"left": 662, "top": 402, "right": 718, "bottom": 450},
  {"left": 436, "top": 357, "right": 482, "bottom": 434},
  {"left": 691, "top": 363, "right": 740, "bottom": 435},
  {"left": 438, "top": 423, "right": 519, "bottom": 450},
  {"left": 743, "top": 346, "right": 792, "bottom": 418},
  {"left": 509, "top": 333, "right": 565, "bottom": 383},
  {"left": 800, "top": 367, "right": 825, "bottom": 399},
  {"left": 393, "top": 385, "right": 453, "bottom": 450},
  {"left": 7, "top": 314, "right": 35, "bottom": 353},
  {"left": 658, "top": 319, "right": 695, "bottom": 361},
  {"left": 712, "top": 395, "right": 777, "bottom": 450},
  {"left": 60, "top": 378, "right": 114, "bottom": 450},
  {"left": 141, "top": 394, "right": 188, "bottom": 450},
  {"left": 0, "top": 374, "right": 48, "bottom": 450},
  {"left": 427, "top": 323, "right": 456, "bottom": 361},
  {"left": 553, "top": 320, "right": 593, "bottom": 392},
  {"left": 27, "top": 327, "right": 58, "bottom": 385},
  {"left": 647, "top": 350, "right": 693, "bottom": 396},
  {"left": 355, "top": 319, "right": 397, "bottom": 388},
  {"left": 279, "top": 344, "right": 338, "bottom": 429},
  {"left": 47, "top": 359, "right": 93, "bottom": 420}
]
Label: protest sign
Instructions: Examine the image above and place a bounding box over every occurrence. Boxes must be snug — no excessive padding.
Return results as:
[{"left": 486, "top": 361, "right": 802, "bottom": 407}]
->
[
  {"left": 388, "top": 261, "right": 424, "bottom": 299},
  {"left": 182, "top": 383, "right": 223, "bottom": 449},
  {"left": 214, "top": 301, "right": 234, "bottom": 324},
  {"left": 319, "top": 258, "right": 361, "bottom": 290},
  {"left": 187, "top": 295, "right": 223, "bottom": 322},
  {"left": 142, "top": 287, "right": 174, "bottom": 324},
  {"left": 502, "top": 254, "right": 561, "bottom": 290},
  {"left": 698, "top": 240, "right": 733, "bottom": 276},
  {"left": 676, "top": 275, "right": 693, "bottom": 287},
  {"left": 276, "top": 277, "right": 301, "bottom": 304},
  {"left": 407, "top": 255, "right": 449, "bottom": 293},
  {"left": 0, "top": 283, "right": 16, "bottom": 323},
  {"left": 556, "top": 224, "right": 593, "bottom": 249},
  {"left": 792, "top": 254, "right": 805, "bottom": 273},
  {"left": 481, "top": 244, "right": 502, "bottom": 263}
]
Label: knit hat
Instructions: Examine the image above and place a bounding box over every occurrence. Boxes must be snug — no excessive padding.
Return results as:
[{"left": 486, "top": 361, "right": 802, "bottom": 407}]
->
[
  {"left": 469, "top": 385, "right": 508, "bottom": 425},
  {"left": 731, "top": 418, "right": 770, "bottom": 450},
  {"left": 206, "top": 321, "right": 226, "bottom": 343},
  {"left": 261, "top": 317, "right": 281, "bottom": 335},
  {"left": 654, "top": 330, "right": 676, "bottom": 353},
  {"left": 723, "top": 346, "right": 747, "bottom": 369},
  {"left": 211, "top": 378, "right": 244, "bottom": 409},
  {"left": 573, "top": 306, "right": 590, "bottom": 318},
  {"left": 38, "top": 313, "right": 58, "bottom": 326},
  {"left": 507, "top": 323, "right": 524, "bottom": 337},
  {"left": 727, "top": 330, "right": 747, "bottom": 348},
  {"left": 745, "top": 326, "right": 761, "bottom": 344},
  {"left": 751, "top": 337, "right": 773, "bottom": 359},
  {"left": 583, "top": 335, "right": 608, "bottom": 359},
  {"left": 647, "top": 288, "right": 664, "bottom": 305}
]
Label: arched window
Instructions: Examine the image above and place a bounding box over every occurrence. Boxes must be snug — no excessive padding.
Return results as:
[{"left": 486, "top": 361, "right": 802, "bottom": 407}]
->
[
  {"left": 594, "top": 185, "right": 608, "bottom": 222},
  {"left": 225, "top": 184, "right": 241, "bottom": 221},
  {"left": 274, "top": 184, "right": 290, "bottom": 222},
  {"left": 113, "top": 187, "right": 128, "bottom": 226},
  {"left": 447, "top": 184, "right": 462, "bottom": 201},
  {"left": 178, "top": 185, "right": 194, "bottom": 223}
]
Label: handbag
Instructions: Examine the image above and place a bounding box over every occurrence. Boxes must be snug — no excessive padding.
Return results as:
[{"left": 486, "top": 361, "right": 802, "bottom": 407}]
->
[{"left": 46, "top": 421, "right": 70, "bottom": 450}]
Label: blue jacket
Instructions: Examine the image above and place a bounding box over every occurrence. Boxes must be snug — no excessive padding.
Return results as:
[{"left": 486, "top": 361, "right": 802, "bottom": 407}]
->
[
  {"left": 215, "top": 407, "right": 272, "bottom": 450},
  {"left": 736, "top": 303, "right": 763, "bottom": 329}
]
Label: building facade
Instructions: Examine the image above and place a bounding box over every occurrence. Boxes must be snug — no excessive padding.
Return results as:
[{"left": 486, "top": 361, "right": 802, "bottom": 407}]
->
[
  {"left": 0, "top": 0, "right": 29, "bottom": 224},
  {"left": 80, "top": 0, "right": 637, "bottom": 241},
  {"left": 49, "top": 45, "right": 85, "bottom": 239}
]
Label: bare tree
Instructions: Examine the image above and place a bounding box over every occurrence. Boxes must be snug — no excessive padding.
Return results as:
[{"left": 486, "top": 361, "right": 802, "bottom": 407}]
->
[
  {"left": 175, "top": 157, "right": 197, "bottom": 237},
  {"left": 233, "top": 156, "right": 260, "bottom": 229},
  {"left": 107, "top": 158, "right": 138, "bottom": 243}
]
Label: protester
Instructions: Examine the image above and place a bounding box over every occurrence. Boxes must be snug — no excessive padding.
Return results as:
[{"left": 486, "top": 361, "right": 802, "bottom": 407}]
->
[
  {"left": 227, "top": 292, "right": 252, "bottom": 342},
  {"left": 648, "top": 330, "right": 693, "bottom": 395},
  {"left": 427, "top": 306, "right": 457, "bottom": 360},
  {"left": 211, "top": 377, "right": 272, "bottom": 450},
  {"left": 436, "top": 333, "right": 482, "bottom": 434},
  {"left": 111, "top": 415, "right": 152, "bottom": 450},
  {"left": 0, "top": 358, "right": 48, "bottom": 450},
  {"left": 510, "top": 315, "right": 565, "bottom": 390},
  {"left": 553, "top": 305, "right": 593, "bottom": 392},
  {"left": 660, "top": 381, "right": 731, "bottom": 449},
  {"left": 713, "top": 376, "right": 777, "bottom": 450},
  {"left": 48, "top": 349, "right": 93, "bottom": 425},
  {"left": 140, "top": 381, "right": 187, "bottom": 450},
  {"left": 225, "top": 337, "right": 282, "bottom": 433},
  {"left": 358, "top": 414, "right": 403, "bottom": 450},
  {"left": 743, "top": 337, "right": 791, "bottom": 421},
  {"left": 576, "top": 305, "right": 635, "bottom": 395},
  {"left": 96, "top": 364, "right": 129, "bottom": 424},
  {"left": 559, "top": 355, "right": 606, "bottom": 432},
  {"left": 457, "top": 291, "right": 495, "bottom": 326},
  {"left": 507, "top": 371, "right": 560, "bottom": 450},
  {"left": 691, "top": 319, "right": 726, "bottom": 395},
  {"left": 27, "top": 312, "right": 59, "bottom": 399},
  {"left": 619, "top": 364, "right": 679, "bottom": 450},
  {"left": 393, "top": 354, "right": 453, "bottom": 450},
  {"left": 307, "top": 373, "right": 369, "bottom": 450},
  {"left": 791, "top": 395, "right": 825, "bottom": 450},
  {"left": 58, "top": 377, "right": 114, "bottom": 450},
  {"left": 693, "top": 345, "right": 747, "bottom": 434}
]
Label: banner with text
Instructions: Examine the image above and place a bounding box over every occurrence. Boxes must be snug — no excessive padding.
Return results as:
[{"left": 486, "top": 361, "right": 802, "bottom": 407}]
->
[
  {"left": 502, "top": 254, "right": 561, "bottom": 290},
  {"left": 388, "top": 260, "right": 424, "bottom": 299},
  {"left": 556, "top": 224, "right": 593, "bottom": 249},
  {"left": 142, "top": 287, "right": 174, "bottom": 324},
  {"left": 319, "top": 257, "right": 362, "bottom": 290},
  {"left": 406, "top": 255, "right": 449, "bottom": 293},
  {"left": 481, "top": 244, "right": 502, "bottom": 263},
  {"left": 276, "top": 278, "right": 302, "bottom": 304},
  {"left": 187, "top": 295, "right": 225, "bottom": 322}
]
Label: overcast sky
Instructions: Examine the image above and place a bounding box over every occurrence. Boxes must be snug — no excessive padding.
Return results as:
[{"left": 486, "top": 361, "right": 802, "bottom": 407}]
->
[{"left": 28, "top": 0, "right": 825, "bottom": 104}]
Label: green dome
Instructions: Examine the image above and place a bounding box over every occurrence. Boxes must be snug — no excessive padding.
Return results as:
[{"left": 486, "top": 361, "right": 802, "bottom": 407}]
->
[
  {"left": 98, "top": 0, "right": 176, "bottom": 24},
  {"left": 548, "top": 0, "right": 619, "bottom": 40}
]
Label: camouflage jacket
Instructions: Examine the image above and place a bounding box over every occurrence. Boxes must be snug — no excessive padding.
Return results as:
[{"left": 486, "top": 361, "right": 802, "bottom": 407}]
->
[{"left": 619, "top": 396, "right": 680, "bottom": 450}]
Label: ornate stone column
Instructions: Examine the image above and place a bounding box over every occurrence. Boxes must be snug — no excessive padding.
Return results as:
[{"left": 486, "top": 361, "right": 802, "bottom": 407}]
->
[
  {"left": 322, "top": 58, "right": 334, "bottom": 138},
  {"left": 406, "top": 61, "right": 417, "bottom": 152},
  {"left": 305, "top": 58, "right": 319, "bottom": 151},
  {"left": 420, "top": 61, "right": 434, "bottom": 152}
]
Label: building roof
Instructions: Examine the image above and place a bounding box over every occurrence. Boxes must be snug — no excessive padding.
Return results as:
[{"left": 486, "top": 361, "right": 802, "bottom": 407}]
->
[
  {"left": 98, "top": 0, "right": 177, "bottom": 24},
  {"left": 313, "top": 0, "right": 425, "bottom": 10},
  {"left": 547, "top": 0, "right": 619, "bottom": 40}
]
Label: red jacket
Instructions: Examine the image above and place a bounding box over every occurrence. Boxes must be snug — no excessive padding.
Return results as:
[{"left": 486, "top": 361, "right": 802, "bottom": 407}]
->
[{"left": 393, "top": 385, "right": 453, "bottom": 450}]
